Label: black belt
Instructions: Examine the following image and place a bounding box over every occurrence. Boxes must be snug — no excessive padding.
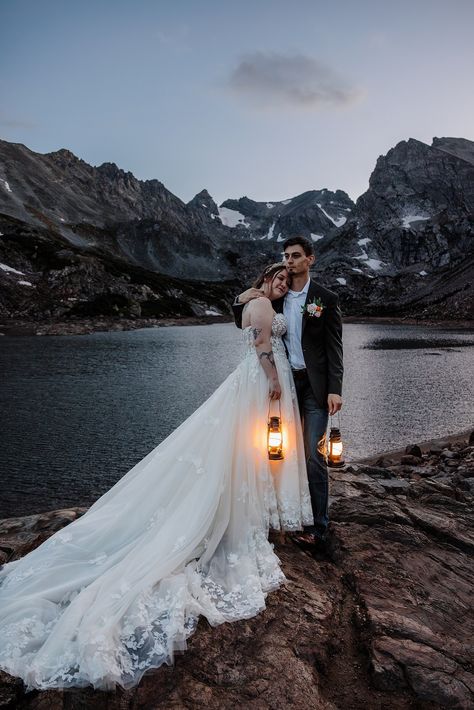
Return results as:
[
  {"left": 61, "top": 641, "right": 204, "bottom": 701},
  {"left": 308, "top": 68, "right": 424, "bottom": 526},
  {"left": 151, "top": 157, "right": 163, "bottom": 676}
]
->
[{"left": 291, "top": 368, "right": 307, "bottom": 380}]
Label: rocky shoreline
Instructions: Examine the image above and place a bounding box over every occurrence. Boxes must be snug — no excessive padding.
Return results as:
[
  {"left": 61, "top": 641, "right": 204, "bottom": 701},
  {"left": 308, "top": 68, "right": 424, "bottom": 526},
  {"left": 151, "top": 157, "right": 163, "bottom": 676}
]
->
[
  {"left": 0, "top": 432, "right": 473, "bottom": 708},
  {"left": 0, "top": 315, "right": 472, "bottom": 337}
]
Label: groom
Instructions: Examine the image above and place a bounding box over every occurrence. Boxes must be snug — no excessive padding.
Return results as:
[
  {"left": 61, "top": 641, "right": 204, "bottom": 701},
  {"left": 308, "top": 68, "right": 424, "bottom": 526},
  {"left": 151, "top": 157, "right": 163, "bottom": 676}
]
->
[{"left": 232, "top": 236, "right": 343, "bottom": 545}]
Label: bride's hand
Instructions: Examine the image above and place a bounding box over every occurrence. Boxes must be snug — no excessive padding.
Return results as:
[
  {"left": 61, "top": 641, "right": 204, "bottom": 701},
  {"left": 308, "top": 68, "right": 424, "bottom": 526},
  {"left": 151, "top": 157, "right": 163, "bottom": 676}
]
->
[
  {"left": 269, "top": 378, "right": 281, "bottom": 400},
  {"left": 237, "top": 287, "right": 264, "bottom": 304}
]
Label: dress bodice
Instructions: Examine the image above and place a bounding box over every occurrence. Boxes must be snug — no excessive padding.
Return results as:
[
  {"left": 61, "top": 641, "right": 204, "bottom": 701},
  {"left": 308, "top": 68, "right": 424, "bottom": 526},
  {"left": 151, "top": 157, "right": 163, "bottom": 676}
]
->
[
  {"left": 242, "top": 313, "right": 287, "bottom": 356},
  {"left": 270, "top": 312, "right": 287, "bottom": 338}
]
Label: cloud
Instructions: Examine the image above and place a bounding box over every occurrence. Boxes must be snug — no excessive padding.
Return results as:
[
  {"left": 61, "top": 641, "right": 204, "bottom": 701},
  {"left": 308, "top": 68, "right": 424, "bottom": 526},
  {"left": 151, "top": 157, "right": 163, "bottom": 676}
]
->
[
  {"left": 154, "top": 25, "right": 191, "bottom": 53},
  {"left": 226, "top": 52, "right": 363, "bottom": 110}
]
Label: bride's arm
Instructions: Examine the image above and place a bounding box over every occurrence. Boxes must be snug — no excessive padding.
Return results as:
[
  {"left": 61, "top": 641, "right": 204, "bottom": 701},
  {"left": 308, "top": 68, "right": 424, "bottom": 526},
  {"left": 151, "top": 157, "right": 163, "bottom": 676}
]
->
[
  {"left": 248, "top": 298, "right": 281, "bottom": 400},
  {"left": 231, "top": 288, "right": 264, "bottom": 330}
]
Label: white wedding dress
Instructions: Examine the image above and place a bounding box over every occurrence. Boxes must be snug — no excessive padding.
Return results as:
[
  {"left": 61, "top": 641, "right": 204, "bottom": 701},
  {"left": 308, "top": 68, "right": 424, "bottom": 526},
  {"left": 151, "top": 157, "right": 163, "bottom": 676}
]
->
[{"left": 0, "top": 314, "right": 312, "bottom": 691}]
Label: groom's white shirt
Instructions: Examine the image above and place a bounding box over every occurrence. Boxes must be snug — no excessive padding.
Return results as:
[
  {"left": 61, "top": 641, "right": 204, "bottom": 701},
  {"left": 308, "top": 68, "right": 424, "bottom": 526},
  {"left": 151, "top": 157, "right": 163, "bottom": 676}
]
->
[{"left": 283, "top": 277, "right": 310, "bottom": 370}]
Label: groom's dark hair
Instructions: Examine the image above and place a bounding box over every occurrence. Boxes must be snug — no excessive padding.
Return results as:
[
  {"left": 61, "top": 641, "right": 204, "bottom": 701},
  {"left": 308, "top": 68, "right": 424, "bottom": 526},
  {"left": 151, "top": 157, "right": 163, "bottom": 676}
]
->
[{"left": 282, "top": 236, "right": 314, "bottom": 256}]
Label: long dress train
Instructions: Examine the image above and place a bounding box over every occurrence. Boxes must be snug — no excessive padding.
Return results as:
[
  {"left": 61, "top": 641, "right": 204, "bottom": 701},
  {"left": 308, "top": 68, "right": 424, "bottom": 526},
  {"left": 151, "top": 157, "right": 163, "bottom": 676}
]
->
[{"left": 0, "top": 314, "right": 312, "bottom": 691}]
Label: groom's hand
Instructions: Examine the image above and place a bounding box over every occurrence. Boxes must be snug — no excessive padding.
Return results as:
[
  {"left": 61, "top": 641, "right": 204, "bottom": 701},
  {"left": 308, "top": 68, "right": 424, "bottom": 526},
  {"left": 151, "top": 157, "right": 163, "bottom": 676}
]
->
[
  {"left": 327, "top": 394, "right": 342, "bottom": 415},
  {"left": 237, "top": 287, "right": 264, "bottom": 304}
]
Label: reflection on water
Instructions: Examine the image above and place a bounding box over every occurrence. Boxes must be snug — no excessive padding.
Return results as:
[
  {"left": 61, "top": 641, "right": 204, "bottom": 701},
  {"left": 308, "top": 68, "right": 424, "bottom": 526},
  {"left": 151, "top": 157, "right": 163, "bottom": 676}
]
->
[
  {"left": 366, "top": 337, "right": 474, "bottom": 350},
  {"left": 0, "top": 323, "right": 472, "bottom": 517}
]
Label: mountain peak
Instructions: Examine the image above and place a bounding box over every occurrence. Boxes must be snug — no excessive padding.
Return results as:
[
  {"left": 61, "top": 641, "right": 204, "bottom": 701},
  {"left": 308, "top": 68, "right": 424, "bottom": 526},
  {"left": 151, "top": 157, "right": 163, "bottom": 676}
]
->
[
  {"left": 187, "top": 189, "right": 218, "bottom": 213},
  {"left": 432, "top": 136, "right": 474, "bottom": 165},
  {"left": 46, "top": 147, "right": 83, "bottom": 164},
  {"left": 96, "top": 161, "right": 129, "bottom": 175}
]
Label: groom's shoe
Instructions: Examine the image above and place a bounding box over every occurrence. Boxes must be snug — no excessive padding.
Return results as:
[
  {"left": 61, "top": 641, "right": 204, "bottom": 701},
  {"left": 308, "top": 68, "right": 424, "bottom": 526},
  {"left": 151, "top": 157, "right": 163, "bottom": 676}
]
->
[
  {"left": 291, "top": 532, "right": 328, "bottom": 557},
  {"left": 291, "top": 532, "right": 323, "bottom": 547}
]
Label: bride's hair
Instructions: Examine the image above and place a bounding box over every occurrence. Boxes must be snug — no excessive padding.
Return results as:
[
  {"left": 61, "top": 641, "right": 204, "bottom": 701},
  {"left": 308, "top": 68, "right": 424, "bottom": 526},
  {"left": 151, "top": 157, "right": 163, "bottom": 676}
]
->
[{"left": 253, "top": 262, "right": 289, "bottom": 289}]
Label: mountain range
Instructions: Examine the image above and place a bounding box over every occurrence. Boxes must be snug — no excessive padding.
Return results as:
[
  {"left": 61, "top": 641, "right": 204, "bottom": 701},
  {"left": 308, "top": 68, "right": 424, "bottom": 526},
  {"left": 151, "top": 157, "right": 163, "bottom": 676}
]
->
[{"left": 0, "top": 135, "right": 472, "bottom": 323}]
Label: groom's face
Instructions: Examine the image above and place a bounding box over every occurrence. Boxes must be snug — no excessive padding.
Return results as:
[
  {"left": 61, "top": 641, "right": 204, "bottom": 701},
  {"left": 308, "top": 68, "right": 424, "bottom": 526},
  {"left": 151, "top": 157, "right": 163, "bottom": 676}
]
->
[{"left": 283, "top": 245, "right": 315, "bottom": 276}]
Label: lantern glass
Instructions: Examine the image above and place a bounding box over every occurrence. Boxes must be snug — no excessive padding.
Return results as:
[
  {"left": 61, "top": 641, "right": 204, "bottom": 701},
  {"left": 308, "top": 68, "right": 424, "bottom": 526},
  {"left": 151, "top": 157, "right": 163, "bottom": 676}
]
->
[
  {"left": 268, "top": 415, "right": 284, "bottom": 460},
  {"left": 328, "top": 427, "right": 344, "bottom": 467},
  {"left": 268, "top": 431, "right": 282, "bottom": 447}
]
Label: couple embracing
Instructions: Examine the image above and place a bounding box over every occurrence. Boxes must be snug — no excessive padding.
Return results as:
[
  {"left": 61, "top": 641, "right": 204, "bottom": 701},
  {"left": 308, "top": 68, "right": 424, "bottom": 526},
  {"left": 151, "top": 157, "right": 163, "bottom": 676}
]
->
[
  {"left": 233, "top": 235, "right": 343, "bottom": 546},
  {"left": 0, "top": 236, "right": 343, "bottom": 691}
]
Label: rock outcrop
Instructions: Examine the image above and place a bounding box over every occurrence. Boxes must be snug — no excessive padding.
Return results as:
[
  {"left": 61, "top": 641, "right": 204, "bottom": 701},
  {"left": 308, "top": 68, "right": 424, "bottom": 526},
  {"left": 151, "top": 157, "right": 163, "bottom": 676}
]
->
[
  {"left": 0, "top": 140, "right": 242, "bottom": 281},
  {"left": 0, "top": 141, "right": 187, "bottom": 230},
  {"left": 314, "top": 137, "right": 474, "bottom": 319},
  {"left": 219, "top": 189, "right": 354, "bottom": 242},
  {"left": 1, "top": 435, "right": 473, "bottom": 708},
  {"left": 0, "top": 214, "right": 234, "bottom": 322},
  {"left": 351, "top": 137, "right": 474, "bottom": 274}
]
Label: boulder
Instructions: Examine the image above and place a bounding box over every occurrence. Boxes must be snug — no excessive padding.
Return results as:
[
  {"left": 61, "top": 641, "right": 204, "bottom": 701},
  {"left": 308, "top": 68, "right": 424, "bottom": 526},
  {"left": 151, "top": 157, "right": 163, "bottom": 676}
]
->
[
  {"left": 405, "top": 444, "right": 422, "bottom": 458},
  {"left": 357, "top": 465, "right": 396, "bottom": 479},
  {"left": 400, "top": 454, "right": 423, "bottom": 466}
]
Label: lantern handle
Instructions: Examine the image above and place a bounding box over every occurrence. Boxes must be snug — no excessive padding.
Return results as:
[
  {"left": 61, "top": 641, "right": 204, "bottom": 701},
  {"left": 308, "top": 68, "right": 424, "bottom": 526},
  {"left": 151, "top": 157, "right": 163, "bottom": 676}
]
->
[
  {"left": 268, "top": 399, "right": 282, "bottom": 420},
  {"left": 330, "top": 410, "right": 342, "bottom": 428}
]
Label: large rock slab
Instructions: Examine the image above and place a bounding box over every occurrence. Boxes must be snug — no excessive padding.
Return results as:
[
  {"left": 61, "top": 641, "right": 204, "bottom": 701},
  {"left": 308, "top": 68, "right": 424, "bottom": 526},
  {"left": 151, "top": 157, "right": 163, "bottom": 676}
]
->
[
  {"left": 329, "top": 438, "right": 474, "bottom": 709},
  {"left": 0, "top": 437, "right": 473, "bottom": 708}
]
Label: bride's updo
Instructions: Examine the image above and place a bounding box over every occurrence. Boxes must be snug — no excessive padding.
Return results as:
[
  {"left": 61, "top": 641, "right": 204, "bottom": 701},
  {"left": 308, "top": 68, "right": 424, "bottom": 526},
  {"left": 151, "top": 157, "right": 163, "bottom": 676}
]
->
[{"left": 253, "top": 262, "right": 289, "bottom": 289}]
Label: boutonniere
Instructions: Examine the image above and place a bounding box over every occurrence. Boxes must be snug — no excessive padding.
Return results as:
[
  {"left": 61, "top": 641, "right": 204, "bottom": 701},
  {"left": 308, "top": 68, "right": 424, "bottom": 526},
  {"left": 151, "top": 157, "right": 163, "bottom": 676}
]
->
[{"left": 301, "top": 297, "right": 324, "bottom": 318}]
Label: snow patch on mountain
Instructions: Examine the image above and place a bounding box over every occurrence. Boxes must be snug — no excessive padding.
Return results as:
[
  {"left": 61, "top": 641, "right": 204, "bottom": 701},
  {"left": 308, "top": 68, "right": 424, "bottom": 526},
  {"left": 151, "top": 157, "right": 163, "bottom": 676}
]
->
[
  {"left": 365, "top": 258, "right": 384, "bottom": 270},
  {"left": 354, "top": 252, "right": 385, "bottom": 271},
  {"left": 217, "top": 207, "right": 250, "bottom": 228},
  {"left": 316, "top": 203, "right": 347, "bottom": 227},
  {"left": 311, "top": 233, "right": 324, "bottom": 241},
  {"left": 357, "top": 237, "right": 371, "bottom": 246},
  {"left": 3, "top": 181, "right": 12, "bottom": 193},
  {"left": 402, "top": 214, "right": 430, "bottom": 228},
  {"left": 0, "top": 263, "right": 24, "bottom": 275},
  {"left": 266, "top": 222, "right": 276, "bottom": 239},
  {"left": 336, "top": 277, "right": 347, "bottom": 285}
]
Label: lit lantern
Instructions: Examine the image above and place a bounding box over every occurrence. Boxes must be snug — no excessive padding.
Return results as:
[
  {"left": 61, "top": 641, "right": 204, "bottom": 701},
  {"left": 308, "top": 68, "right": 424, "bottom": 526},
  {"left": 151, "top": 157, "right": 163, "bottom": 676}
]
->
[
  {"left": 328, "top": 426, "right": 345, "bottom": 468},
  {"left": 268, "top": 413, "right": 284, "bottom": 460}
]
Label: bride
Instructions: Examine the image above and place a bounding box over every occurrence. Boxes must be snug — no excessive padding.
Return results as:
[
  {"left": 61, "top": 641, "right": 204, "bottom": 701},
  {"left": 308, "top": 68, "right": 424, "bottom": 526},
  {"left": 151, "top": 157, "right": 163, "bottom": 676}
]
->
[{"left": 0, "top": 263, "right": 313, "bottom": 692}]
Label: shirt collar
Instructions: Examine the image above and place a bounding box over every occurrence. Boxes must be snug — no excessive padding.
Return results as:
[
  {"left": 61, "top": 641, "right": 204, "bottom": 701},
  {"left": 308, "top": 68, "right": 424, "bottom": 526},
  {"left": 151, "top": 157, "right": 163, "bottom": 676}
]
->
[{"left": 288, "top": 277, "right": 311, "bottom": 297}]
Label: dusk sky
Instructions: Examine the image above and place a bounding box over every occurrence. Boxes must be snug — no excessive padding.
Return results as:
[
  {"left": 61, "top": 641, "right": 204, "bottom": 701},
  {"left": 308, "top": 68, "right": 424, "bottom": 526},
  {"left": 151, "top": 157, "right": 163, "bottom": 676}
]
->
[{"left": 1, "top": 0, "right": 473, "bottom": 205}]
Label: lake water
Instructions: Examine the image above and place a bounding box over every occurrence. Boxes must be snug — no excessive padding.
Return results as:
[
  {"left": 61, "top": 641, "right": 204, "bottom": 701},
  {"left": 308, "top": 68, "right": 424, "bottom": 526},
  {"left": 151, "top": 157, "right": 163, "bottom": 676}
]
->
[{"left": 0, "top": 323, "right": 472, "bottom": 518}]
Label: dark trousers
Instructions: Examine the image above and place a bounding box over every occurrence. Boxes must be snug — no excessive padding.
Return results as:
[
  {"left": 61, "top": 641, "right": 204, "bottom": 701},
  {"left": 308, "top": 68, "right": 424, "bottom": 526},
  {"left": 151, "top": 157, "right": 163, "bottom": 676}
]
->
[{"left": 293, "top": 370, "right": 329, "bottom": 539}]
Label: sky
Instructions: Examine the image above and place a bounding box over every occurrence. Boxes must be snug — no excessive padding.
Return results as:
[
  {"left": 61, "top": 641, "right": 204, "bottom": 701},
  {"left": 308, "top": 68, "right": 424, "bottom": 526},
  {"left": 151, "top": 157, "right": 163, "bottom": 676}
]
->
[{"left": 1, "top": 0, "right": 473, "bottom": 206}]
